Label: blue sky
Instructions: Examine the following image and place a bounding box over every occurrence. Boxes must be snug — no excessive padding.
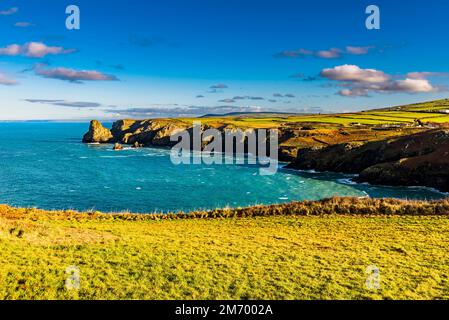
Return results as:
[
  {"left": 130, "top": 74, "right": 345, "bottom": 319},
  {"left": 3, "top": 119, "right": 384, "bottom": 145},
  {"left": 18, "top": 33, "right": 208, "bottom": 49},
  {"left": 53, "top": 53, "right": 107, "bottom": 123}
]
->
[{"left": 0, "top": 0, "right": 448, "bottom": 120}]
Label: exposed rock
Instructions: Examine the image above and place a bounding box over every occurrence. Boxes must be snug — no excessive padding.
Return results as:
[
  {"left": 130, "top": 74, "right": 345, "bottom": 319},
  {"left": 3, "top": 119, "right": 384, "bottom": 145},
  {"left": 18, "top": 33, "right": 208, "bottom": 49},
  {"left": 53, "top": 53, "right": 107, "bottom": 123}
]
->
[
  {"left": 287, "top": 129, "right": 449, "bottom": 191},
  {"left": 113, "top": 143, "right": 123, "bottom": 150},
  {"left": 357, "top": 145, "right": 449, "bottom": 192},
  {"left": 151, "top": 123, "right": 190, "bottom": 146},
  {"left": 82, "top": 120, "right": 113, "bottom": 143},
  {"left": 288, "top": 130, "right": 449, "bottom": 172},
  {"left": 82, "top": 118, "right": 449, "bottom": 191}
]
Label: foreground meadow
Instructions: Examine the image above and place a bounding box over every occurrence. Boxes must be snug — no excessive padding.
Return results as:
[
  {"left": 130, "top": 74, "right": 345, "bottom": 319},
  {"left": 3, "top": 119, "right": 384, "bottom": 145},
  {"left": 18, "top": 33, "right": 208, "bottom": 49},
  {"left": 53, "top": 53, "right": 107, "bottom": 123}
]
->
[{"left": 1, "top": 198, "right": 449, "bottom": 300}]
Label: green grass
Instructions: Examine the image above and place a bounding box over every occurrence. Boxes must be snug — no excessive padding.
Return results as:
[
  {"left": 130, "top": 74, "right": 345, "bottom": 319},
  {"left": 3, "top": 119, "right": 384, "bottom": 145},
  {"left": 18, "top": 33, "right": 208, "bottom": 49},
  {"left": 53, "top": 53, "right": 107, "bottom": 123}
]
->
[
  {"left": 2, "top": 198, "right": 449, "bottom": 300},
  {"left": 173, "top": 99, "right": 449, "bottom": 128}
]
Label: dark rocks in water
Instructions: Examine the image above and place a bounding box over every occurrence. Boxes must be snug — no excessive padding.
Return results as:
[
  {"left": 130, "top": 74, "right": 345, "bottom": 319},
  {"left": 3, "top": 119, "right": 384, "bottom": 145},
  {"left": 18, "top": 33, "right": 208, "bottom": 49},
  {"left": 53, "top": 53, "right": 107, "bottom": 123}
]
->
[
  {"left": 113, "top": 143, "right": 123, "bottom": 150},
  {"left": 132, "top": 141, "right": 144, "bottom": 148},
  {"left": 82, "top": 120, "right": 113, "bottom": 143}
]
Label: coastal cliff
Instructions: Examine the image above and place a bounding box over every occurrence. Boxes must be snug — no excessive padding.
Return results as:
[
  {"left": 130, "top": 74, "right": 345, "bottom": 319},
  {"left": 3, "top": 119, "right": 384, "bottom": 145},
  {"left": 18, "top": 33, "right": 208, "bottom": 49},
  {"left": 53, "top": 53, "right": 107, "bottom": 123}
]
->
[
  {"left": 83, "top": 119, "right": 189, "bottom": 147},
  {"left": 83, "top": 119, "right": 288, "bottom": 159},
  {"left": 287, "top": 129, "right": 449, "bottom": 192},
  {"left": 83, "top": 119, "right": 449, "bottom": 192}
]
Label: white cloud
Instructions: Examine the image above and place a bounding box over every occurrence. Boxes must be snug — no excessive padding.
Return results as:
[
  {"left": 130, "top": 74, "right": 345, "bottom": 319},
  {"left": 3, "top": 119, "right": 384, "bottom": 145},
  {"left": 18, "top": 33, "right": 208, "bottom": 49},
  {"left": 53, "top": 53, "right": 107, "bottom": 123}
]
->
[
  {"left": 386, "top": 78, "right": 434, "bottom": 93},
  {"left": 321, "top": 65, "right": 441, "bottom": 97},
  {"left": 0, "top": 42, "right": 75, "bottom": 58},
  {"left": 320, "top": 65, "right": 390, "bottom": 83}
]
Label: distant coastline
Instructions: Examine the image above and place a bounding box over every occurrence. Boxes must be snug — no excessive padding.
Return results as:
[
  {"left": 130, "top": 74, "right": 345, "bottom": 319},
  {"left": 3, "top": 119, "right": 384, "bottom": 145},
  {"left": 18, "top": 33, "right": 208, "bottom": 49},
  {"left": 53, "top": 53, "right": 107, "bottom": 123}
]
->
[{"left": 82, "top": 98, "right": 449, "bottom": 193}]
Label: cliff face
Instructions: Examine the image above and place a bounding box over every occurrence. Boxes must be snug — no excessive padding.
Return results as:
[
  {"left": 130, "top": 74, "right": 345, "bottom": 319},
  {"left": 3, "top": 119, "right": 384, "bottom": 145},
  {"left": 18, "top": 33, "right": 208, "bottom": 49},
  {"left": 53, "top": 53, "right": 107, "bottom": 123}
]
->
[
  {"left": 82, "top": 119, "right": 449, "bottom": 192},
  {"left": 82, "top": 120, "right": 113, "bottom": 143},
  {"left": 83, "top": 119, "right": 291, "bottom": 163},
  {"left": 287, "top": 129, "right": 449, "bottom": 192},
  {"left": 82, "top": 119, "right": 190, "bottom": 147}
]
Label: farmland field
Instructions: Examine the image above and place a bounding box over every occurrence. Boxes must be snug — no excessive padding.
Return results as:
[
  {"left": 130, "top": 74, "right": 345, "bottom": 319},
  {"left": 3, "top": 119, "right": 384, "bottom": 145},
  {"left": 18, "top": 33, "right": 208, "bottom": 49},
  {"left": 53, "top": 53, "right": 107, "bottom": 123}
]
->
[{"left": 1, "top": 199, "right": 449, "bottom": 300}]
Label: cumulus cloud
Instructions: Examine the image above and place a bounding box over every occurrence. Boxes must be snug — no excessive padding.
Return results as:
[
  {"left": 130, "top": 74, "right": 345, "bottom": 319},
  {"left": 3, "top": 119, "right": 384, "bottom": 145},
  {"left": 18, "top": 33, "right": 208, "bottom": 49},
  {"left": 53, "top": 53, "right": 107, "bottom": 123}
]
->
[
  {"left": 0, "top": 42, "right": 75, "bottom": 58},
  {"left": 34, "top": 65, "right": 119, "bottom": 83},
  {"left": 321, "top": 64, "right": 441, "bottom": 97},
  {"left": 0, "top": 73, "right": 17, "bottom": 85},
  {"left": 0, "top": 7, "right": 18, "bottom": 16},
  {"left": 320, "top": 65, "right": 389, "bottom": 83},
  {"left": 384, "top": 78, "right": 434, "bottom": 93},
  {"left": 275, "top": 45, "right": 375, "bottom": 59},
  {"left": 25, "top": 99, "right": 102, "bottom": 108}
]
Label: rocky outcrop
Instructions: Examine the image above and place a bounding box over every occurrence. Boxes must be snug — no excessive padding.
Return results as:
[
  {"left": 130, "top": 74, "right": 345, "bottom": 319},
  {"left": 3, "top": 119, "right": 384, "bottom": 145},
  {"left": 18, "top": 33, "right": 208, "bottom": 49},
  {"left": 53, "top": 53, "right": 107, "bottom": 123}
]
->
[
  {"left": 82, "top": 120, "right": 113, "bottom": 143},
  {"left": 357, "top": 145, "right": 449, "bottom": 191},
  {"left": 287, "top": 129, "right": 449, "bottom": 192},
  {"left": 113, "top": 143, "right": 123, "bottom": 150},
  {"left": 82, "top": 119, "right": 449, "bottom": 191},
  {"left": 82, "top": 119, "right": 190, "bottom": 147}
]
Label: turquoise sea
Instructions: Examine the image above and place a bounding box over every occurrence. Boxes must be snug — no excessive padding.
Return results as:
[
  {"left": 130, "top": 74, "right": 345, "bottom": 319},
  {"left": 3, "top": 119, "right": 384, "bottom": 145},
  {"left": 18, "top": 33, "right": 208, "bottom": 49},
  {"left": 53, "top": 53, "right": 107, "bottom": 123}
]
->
[{"left": 0, "top": 122, "right": 445, "bottom": 213}]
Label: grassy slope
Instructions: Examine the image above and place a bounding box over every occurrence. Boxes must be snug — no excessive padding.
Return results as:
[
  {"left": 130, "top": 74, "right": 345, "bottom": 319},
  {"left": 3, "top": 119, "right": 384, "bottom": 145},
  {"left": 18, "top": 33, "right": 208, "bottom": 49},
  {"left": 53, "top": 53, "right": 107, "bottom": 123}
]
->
[
  {"left": 174, "top": 99, "right": 449, "bottom": 128},
  {"left": 1, "top": 199, "right": 449, "bottom": 300}
]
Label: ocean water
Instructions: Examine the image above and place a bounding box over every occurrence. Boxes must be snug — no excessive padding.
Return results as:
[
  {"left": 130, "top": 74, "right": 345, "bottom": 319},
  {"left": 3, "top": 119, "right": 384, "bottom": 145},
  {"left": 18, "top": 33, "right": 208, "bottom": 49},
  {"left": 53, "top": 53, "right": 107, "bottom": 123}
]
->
[{"left": 0, "top": 122, "right": 445, "bottom": 213}]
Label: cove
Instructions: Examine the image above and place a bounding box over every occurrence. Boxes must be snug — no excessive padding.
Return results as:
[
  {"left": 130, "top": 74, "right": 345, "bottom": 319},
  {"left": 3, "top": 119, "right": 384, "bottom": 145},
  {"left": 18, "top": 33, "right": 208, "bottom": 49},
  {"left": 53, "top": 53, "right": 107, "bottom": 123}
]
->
[{"left": 0, "top": 122, "right": 445, "bottom": 213}]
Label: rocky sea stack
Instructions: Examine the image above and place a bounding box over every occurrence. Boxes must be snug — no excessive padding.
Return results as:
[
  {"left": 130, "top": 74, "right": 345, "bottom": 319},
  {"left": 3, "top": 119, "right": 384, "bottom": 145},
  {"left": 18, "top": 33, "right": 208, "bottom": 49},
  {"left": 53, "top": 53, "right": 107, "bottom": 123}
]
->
[
  {"left": 82, "top": 119, "right": 189, "bottom": 146},
  {"left": 82, "top": 120, "right": 113, "bottom": 143}
]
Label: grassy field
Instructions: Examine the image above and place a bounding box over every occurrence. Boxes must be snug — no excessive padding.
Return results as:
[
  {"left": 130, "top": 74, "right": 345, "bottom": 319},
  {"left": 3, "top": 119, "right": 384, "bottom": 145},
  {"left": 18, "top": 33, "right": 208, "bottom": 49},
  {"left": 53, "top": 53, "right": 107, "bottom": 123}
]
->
[
  {"left": 172, "top": 99, "right": 449, "bottom": 128},
  {"left": 167, "top": 99, "right": 449, "bottom": 129},
  {"left": 1, "top": 198, "right": 449, "bottom": 300}
]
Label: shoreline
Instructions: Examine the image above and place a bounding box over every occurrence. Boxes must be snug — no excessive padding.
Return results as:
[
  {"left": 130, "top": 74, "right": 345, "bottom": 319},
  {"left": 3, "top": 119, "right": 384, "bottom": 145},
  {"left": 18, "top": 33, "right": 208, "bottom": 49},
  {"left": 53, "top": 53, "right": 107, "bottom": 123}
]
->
[
  {"left": 87, "top": 139, "right": 449, "bottom": 196},
  {"left": 2, "top": 197, "right": 449, "bottom": 219},
  {"left": 82, "top": 111, "right": 449, "bottom": 193}
]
